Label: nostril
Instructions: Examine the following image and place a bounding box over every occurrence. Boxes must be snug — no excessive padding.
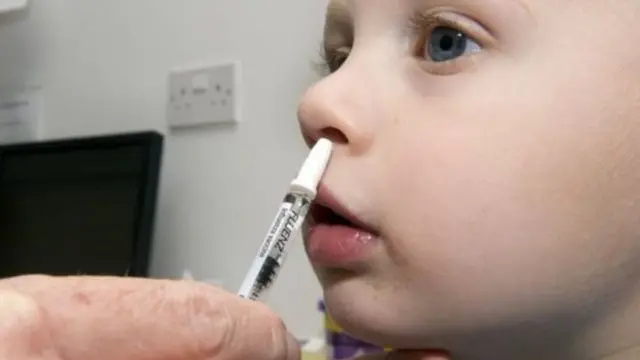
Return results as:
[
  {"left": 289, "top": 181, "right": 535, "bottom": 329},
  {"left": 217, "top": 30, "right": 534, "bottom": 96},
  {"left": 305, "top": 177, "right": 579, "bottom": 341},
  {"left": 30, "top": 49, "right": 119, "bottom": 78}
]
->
[
  {"left": 302, "top": 134, "right": 315, "bottom": 148},
  {"left": 302, "top": 127, "right": 348, "bottom": 148},
  {"left": 319, "top": 127, "right": 348, "bottom": 145},
  {"left": 300, "top": 124, "right": 349, "bottom": 148}
]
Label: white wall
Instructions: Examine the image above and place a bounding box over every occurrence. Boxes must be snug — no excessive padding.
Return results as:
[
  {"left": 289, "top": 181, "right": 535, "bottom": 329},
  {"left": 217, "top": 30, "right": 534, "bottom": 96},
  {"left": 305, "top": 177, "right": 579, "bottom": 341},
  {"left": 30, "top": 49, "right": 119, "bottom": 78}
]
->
[{"left": 3, "top": 0, "right": 329, "bottom": 337}]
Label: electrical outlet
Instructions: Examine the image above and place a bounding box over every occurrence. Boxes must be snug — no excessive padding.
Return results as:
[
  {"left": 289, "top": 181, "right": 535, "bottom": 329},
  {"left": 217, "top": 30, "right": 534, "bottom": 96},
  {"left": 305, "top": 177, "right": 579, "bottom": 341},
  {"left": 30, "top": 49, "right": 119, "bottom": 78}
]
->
[{"left": 167, "top": 61, "right": 240, "bottom": 128}]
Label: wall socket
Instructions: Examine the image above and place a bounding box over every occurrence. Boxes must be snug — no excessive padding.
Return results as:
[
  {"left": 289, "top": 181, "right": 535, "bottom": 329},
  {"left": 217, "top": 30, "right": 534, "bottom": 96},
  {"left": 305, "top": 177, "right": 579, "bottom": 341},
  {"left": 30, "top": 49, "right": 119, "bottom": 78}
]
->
[{"left": 167, "top": 61, "right": 240, "bottom": 128}]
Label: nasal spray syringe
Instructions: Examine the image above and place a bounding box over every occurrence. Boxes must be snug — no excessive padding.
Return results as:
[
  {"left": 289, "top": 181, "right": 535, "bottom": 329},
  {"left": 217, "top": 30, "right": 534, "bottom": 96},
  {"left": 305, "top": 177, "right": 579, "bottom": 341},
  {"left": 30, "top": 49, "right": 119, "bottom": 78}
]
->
[{"left": 237, "top": 138, "right": 333, "bottom": 301}]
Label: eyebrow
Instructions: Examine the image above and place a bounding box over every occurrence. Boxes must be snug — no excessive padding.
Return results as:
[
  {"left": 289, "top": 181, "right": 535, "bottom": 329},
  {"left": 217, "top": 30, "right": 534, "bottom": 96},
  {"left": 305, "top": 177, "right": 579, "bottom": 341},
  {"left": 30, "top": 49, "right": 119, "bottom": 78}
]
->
[
  {"left": 324, "top": 0, "right": 534, "bottom": 47},
  {"left": 410, "top": 0, "right": 532, "bottom": 15},
  {"left": 325, "top": 0, "right": 533, "bottom": 28}
]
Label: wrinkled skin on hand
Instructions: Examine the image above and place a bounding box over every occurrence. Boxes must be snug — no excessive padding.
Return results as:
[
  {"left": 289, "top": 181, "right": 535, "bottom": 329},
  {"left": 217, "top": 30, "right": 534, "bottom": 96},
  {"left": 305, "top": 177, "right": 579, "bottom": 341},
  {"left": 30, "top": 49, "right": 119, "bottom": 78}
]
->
[{"left": 0, "top": 275, "right": 300, "bottom": 360}]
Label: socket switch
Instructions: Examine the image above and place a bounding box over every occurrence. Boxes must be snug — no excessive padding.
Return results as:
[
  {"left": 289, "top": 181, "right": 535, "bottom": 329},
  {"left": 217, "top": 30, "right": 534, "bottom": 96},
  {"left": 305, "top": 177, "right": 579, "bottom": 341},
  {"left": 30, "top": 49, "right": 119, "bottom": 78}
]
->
[{"left": 167, "top": 61, "right": 239, "bottom": 128}]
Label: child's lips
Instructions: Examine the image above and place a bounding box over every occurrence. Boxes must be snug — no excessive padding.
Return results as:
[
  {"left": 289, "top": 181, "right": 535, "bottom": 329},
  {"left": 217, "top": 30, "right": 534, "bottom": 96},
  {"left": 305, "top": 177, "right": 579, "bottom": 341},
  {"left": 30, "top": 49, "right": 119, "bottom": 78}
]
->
[
  {"left": 305, "top": 223, "right": 379, "bottom": 267},
  {"left": 305, "top": 184, "right": 380, "bottom": 268},
  {"left": 311, "top": 184, "right": 379, "bottom": 235}
]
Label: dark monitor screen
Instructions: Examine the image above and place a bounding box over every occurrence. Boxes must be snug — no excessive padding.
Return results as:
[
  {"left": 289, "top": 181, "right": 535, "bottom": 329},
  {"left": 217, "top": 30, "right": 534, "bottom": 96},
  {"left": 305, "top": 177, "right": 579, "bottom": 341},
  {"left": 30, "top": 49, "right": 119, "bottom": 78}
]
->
[{"left": 0, "top": 131, "right": 162, "bottom": 278}]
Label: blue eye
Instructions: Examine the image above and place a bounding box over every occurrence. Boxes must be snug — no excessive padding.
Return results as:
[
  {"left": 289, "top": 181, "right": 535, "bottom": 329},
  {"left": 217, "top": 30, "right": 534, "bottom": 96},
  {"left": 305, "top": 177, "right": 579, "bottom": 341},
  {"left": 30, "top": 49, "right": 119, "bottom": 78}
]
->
[{"left": 426, "top": 26, "right": 481, "bottom": 62}]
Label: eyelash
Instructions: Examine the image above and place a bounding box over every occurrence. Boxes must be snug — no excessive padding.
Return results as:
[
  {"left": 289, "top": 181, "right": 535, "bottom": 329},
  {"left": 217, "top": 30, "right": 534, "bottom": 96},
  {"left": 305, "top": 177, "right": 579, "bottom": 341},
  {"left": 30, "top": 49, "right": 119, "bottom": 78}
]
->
[
  {"left": 412, "top": 12, "right": 488, "bottom": 75},
  {"left": 319, "top": 12, "right": 490, "bottom": 75},
  {"left": 318, "top": 45, "right": 350, "bottom": 75}
]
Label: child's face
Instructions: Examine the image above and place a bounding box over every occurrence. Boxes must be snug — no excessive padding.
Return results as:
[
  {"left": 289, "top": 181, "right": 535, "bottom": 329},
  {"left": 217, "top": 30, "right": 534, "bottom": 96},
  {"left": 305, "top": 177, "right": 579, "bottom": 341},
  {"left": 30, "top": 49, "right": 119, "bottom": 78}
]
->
[{"left": 298, "top": 0, "right": 640, "bottom": 357}]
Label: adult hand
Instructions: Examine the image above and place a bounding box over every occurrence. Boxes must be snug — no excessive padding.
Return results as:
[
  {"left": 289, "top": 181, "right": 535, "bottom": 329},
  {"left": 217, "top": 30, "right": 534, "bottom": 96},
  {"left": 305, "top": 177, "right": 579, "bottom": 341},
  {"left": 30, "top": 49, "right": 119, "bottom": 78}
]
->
[{"left": 0, "top": 275, "right": 300, "bottom": 360}]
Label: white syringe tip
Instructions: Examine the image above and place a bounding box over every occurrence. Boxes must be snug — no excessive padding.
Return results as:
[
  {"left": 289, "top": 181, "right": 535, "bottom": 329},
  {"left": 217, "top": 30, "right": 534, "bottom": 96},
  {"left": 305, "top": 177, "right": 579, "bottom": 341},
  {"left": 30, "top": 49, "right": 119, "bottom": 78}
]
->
[{"left": 290, "top": 138, "right": 333, "bottom": 199}]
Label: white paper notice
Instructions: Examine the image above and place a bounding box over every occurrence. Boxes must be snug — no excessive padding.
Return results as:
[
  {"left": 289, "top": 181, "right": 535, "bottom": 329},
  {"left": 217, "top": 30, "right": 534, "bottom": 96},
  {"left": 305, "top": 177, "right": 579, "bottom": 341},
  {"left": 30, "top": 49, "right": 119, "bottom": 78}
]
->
[
  {"left": 0, "top": 0, "right": 28, "bottom": 13},
  {"left": 0, "top": 87, "right": 41, "bottom": 145}
]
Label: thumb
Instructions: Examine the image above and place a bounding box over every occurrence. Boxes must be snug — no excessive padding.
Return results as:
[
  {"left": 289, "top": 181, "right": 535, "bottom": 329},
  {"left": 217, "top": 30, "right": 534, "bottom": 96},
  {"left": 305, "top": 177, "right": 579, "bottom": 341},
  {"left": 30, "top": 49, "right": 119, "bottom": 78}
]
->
[
  {"left": 218, "top": 297, "right": 302, "bottom": 360},
  {"left": 0, "top": 290, "right": 58, "bottom": 359},
  {"left": 3, "top": 275, "right": 300, "bottom": 360}
]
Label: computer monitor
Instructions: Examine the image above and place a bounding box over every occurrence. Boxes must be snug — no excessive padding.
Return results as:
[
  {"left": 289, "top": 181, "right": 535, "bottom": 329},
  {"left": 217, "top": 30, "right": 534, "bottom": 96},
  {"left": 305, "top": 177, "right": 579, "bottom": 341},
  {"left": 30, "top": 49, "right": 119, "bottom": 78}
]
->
[{"left": 0, "top": 131, "right": 163, "bottom": 278}]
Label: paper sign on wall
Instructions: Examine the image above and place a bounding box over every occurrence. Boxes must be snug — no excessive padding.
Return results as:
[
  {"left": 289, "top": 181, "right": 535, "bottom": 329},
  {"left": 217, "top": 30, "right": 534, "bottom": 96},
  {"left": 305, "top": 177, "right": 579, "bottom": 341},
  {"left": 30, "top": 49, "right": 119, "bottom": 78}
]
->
[
  {"left": 0, "top": 86, "right": 42, "bottom": 145},
  {"left": 0, "top": 0, "right": 28, "bottom": 13}
]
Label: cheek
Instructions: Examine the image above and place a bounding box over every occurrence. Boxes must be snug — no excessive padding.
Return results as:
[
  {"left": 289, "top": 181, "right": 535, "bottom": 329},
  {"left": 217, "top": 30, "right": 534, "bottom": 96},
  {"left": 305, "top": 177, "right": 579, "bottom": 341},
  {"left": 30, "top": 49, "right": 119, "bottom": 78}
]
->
[{"left": 378, "top": 72, "right": 640, "bottom": 306}]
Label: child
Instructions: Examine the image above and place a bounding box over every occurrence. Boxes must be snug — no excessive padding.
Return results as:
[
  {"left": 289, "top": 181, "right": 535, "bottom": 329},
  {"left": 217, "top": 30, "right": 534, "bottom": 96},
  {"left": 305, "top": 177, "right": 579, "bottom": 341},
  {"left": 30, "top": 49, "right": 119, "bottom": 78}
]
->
[{"left": 298, "top": 1, "right": 640, "bottom": 359}]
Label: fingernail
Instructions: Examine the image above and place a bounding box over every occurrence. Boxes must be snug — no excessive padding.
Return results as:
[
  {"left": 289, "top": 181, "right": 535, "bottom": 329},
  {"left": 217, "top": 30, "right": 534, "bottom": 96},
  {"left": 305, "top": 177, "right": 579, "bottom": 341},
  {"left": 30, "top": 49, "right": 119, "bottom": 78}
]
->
[{"left": 285, "top": 332, "right": 301, "bottom": 360}]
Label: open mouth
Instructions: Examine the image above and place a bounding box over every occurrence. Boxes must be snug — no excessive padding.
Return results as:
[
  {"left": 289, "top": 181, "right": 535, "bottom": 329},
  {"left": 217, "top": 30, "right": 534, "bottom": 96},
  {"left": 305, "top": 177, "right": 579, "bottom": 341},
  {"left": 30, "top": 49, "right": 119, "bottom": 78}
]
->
[
  {"left": 309, "top": 202, "right": 378, "bottom": 236},
  {"left": 305, "top": 186, "right": 380, "bottom": 266},
  {"left": 308, "top": 184, "right": 380, "bottom": 236},
  {"left": 310, "top": 203, "right": 355, "bottom": 227}
]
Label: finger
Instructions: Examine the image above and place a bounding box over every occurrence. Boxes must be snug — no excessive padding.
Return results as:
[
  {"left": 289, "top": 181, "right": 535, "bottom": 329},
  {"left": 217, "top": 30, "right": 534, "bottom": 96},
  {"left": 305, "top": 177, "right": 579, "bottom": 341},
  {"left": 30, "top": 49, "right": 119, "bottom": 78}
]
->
[
  {"left": 2, "top": 275, "right": 300, "bottom": 360},
  {"left": 0, "top": 290, "right": 59, "bottom": 360}
]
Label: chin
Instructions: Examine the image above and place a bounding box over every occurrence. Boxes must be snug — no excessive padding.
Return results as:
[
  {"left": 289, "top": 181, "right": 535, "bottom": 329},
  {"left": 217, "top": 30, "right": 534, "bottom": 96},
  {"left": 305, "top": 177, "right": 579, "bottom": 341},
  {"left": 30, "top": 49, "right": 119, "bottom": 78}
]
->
[
  {"left": 318, "top": 270, "right": 515, "bottom": 351},
  {"left": 320, "top": 273, "right": 437, "bottom": 349}
]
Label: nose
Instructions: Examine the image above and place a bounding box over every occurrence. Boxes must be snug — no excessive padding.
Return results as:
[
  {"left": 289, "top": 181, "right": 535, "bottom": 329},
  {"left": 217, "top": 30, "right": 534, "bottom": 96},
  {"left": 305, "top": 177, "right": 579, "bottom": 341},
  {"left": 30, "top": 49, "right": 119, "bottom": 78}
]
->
[{"left": 297, "top": 71, "right": 376, "bottom": 153}]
